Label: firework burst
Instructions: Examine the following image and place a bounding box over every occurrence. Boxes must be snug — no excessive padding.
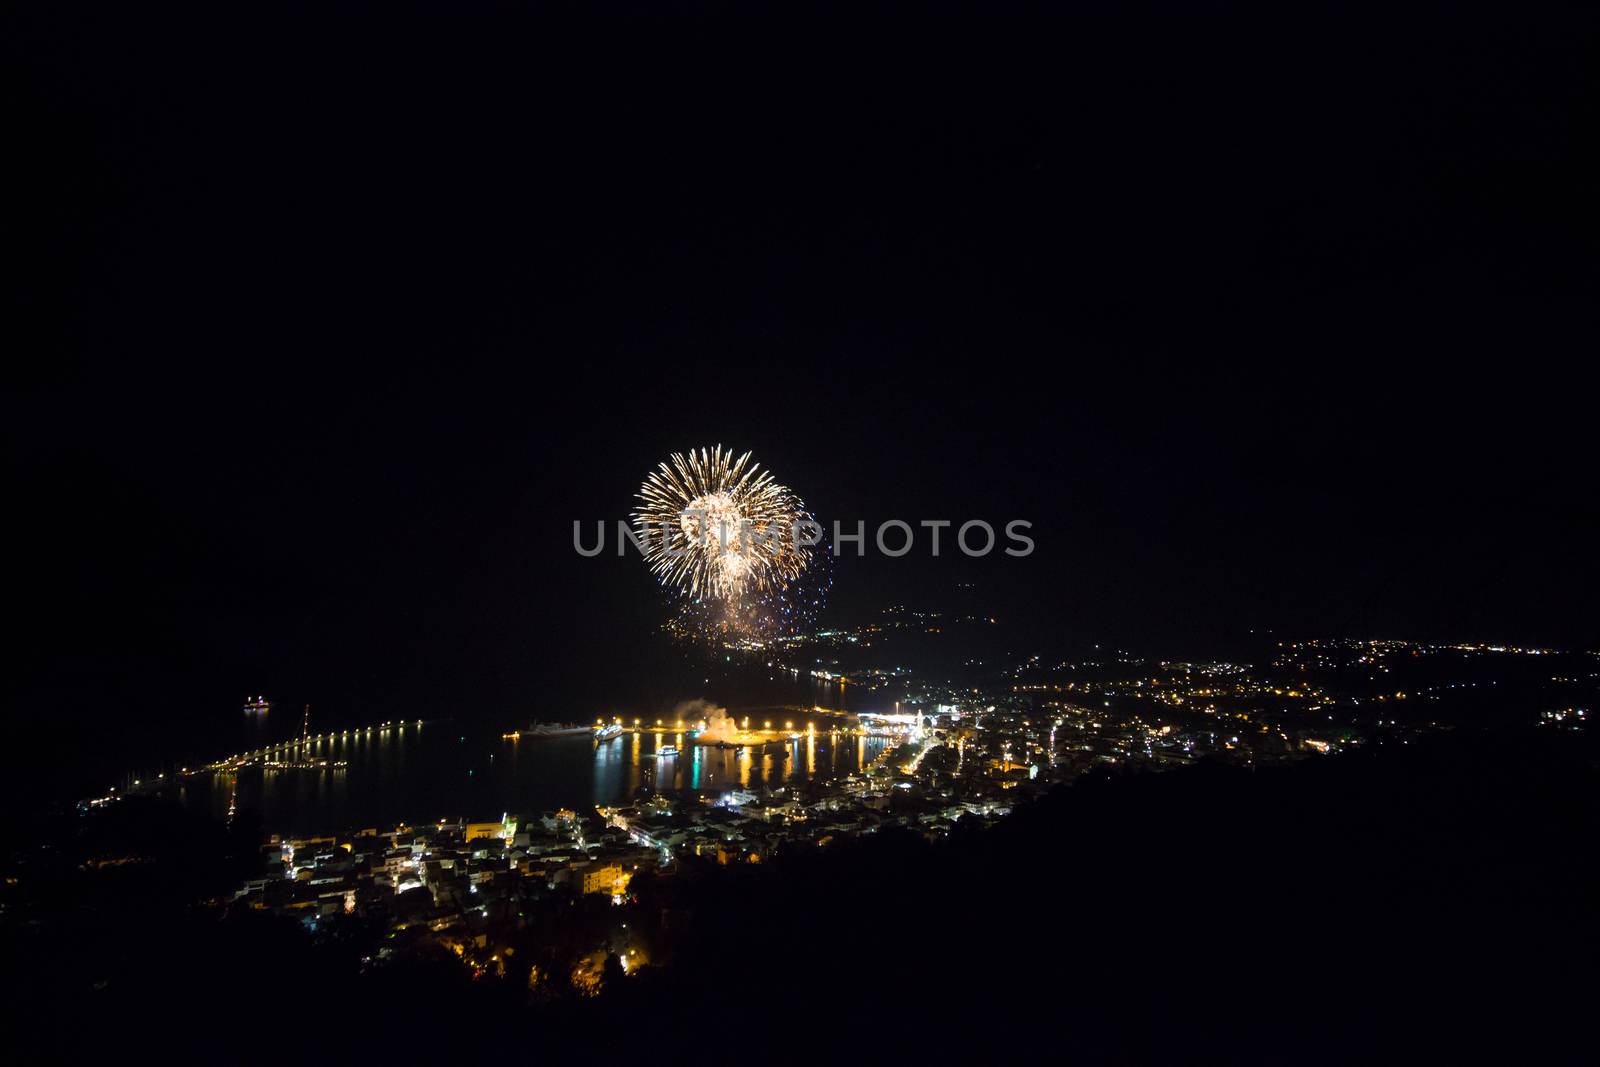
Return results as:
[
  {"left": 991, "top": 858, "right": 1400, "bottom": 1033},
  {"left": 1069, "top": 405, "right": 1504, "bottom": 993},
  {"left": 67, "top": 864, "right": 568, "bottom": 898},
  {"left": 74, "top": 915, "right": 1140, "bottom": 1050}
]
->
[{"left": 634, "top": 446, "right": 826, "bottom": 639}]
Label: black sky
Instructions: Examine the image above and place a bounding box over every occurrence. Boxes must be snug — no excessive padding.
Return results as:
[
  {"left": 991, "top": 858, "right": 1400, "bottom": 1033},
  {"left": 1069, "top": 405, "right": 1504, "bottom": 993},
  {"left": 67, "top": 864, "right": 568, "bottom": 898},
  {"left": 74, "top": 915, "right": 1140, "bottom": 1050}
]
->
[{"left": 4, "top": 2, "right": 1597, "bottom": 797}]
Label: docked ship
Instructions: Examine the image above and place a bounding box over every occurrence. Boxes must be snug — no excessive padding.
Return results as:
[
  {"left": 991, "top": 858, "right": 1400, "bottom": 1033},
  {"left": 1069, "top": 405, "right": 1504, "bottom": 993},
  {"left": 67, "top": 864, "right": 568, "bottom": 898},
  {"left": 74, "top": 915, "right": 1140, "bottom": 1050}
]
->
[{"left": 594, "top": 723, "right": 624, "bottom": 741}]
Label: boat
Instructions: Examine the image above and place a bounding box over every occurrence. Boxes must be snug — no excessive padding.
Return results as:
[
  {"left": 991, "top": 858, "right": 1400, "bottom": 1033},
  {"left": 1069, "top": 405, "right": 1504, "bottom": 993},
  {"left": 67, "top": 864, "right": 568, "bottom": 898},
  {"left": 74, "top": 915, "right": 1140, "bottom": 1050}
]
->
[
  {"left": 243, "top": 695, "right": 271, "bottom": 715},
  {"left": 515, "top": 723, "right": 592, "bottom": 738},
  {"left": 657, "top": 744, "right": 679, "bottom": 758},
  {"left": 595, "top": 723, "right": 624, "bottom": 741}
]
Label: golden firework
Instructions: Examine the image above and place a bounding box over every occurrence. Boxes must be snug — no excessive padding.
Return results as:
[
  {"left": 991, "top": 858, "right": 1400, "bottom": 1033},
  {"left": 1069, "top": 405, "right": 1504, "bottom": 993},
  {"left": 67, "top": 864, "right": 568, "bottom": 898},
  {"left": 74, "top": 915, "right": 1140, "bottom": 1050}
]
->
[{"left": 634, "top": 446, "right": 813, "bottom": 602}]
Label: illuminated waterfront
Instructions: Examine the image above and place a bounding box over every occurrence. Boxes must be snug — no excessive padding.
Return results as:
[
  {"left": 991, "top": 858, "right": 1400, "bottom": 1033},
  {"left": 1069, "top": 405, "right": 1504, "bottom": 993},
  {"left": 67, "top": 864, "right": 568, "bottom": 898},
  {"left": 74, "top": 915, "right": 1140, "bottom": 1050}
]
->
[{"left": 172, "top": 718, "right": 892, "bottom": 836}]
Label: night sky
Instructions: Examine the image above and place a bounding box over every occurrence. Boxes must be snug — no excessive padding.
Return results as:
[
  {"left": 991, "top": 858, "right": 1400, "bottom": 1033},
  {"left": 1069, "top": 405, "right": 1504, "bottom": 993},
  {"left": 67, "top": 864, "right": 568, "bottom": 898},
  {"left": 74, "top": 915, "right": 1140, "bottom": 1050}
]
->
[{"left": 5, "top": 3, "right": 1596, "bottom": 799}]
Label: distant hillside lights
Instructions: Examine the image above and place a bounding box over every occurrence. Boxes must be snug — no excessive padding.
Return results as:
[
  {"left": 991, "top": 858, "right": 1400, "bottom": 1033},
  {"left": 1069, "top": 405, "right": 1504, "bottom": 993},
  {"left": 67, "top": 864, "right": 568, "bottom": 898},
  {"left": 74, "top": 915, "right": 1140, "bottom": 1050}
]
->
[{"left": 574, "top": 517, "right": 1034, "bottom": 558}]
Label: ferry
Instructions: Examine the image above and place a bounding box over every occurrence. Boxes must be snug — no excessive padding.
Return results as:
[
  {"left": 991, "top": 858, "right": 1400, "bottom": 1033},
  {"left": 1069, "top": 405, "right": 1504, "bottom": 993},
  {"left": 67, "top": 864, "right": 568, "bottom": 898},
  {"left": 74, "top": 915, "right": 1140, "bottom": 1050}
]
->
[
  {"left": 656, "top": 744, "right": 679, "bottom": 758},
  {"left": 244, "top": 695, "right": 271, "bottom": 715},
  {"left": 594, "top": 723, "right": 624, "bottom": 741}
]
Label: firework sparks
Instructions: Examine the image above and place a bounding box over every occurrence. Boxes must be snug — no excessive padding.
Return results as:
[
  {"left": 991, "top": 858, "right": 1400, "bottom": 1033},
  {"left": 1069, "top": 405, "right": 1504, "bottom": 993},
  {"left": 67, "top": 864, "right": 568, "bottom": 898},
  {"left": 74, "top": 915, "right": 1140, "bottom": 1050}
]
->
[
  {"left": 634, "top": 446, "right": 827, "bottom": 639},
  {"left": 635, "top": 446, "right": 807, "bottom": 600}
]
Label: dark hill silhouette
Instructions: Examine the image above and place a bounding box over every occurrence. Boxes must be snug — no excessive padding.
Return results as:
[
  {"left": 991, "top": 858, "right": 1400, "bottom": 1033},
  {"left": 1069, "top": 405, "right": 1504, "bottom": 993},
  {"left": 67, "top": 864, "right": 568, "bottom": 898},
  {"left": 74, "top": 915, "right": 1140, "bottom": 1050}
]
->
[{"left": 5, "top": 729, "right": 1593, "bottom": 1062}]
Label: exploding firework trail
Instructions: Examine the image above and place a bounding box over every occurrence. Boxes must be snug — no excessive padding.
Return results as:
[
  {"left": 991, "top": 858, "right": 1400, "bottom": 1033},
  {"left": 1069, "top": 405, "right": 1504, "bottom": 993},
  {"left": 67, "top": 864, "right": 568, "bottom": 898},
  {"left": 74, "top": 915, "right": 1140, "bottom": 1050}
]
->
[
  {"left": 634, "top": 447, "right": 825, "bottom": 637},
  {"left": 635, "top": 446, "right": 811, "bottom": 600}
]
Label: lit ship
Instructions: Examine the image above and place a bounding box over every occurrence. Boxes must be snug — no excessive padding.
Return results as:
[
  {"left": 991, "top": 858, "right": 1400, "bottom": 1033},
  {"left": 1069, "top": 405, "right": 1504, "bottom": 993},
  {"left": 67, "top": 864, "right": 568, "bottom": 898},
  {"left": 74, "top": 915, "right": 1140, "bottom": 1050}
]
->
[
  {"left": 656, "top": 744, "right": 679, "bottom": 758},
  {"left": 244, "top": 695, "right": 271, "bottom": 715},
  {"left": 594, "top": 723, "right": 624, "bottom": 741}
]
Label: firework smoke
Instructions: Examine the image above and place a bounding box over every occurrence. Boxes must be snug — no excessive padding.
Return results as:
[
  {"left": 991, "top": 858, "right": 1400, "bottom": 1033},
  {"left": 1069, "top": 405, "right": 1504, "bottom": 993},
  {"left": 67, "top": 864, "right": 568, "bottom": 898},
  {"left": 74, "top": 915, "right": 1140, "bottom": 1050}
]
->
[{"left": 674, "top": 699, "right": 732, "bottom": 740}]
